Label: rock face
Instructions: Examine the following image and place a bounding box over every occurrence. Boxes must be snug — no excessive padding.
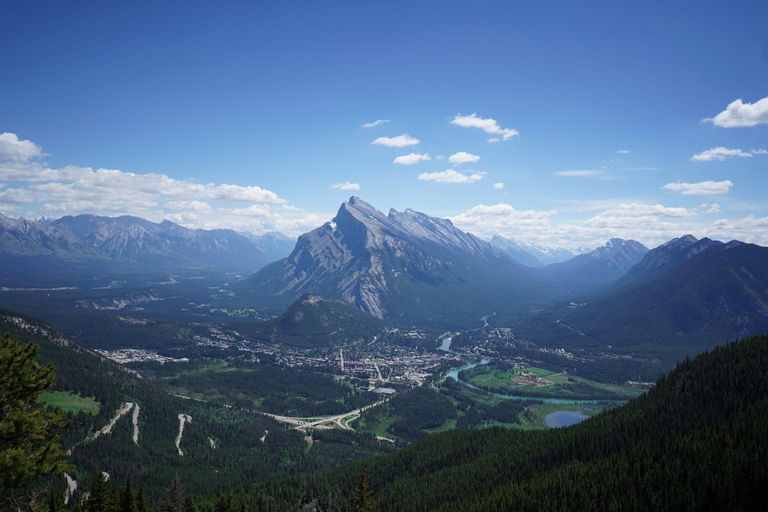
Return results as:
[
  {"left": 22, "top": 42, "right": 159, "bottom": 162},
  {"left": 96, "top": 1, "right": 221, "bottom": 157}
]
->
[
  {"left": 0, "top": 212, "right": 99, "bottom": 259},
  {"left": 538, "top": 238, "right": 649, "bottom": 290},
  {"left": 0, "top": 212, "right": 296, "bottom": 283},
  {"left": 244, "top": 197, "right": 543, "bottom": 325}
]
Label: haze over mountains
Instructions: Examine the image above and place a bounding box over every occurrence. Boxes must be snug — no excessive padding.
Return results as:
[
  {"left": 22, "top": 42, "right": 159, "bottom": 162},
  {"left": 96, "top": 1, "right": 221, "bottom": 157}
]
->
[
  {"left": 2, "top": 198, "right": 768, "bottom": 356},
  {"left": 0, "top": 212, "right": 295, "bottom": 276},
  {"left": 489, "top": 235, "right": 584, "bottom": 267}
]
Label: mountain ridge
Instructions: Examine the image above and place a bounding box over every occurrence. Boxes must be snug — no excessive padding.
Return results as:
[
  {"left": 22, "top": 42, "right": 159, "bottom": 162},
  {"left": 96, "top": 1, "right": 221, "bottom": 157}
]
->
[{"left": 242, "top": 197, "right": 548, "bottom": 326}]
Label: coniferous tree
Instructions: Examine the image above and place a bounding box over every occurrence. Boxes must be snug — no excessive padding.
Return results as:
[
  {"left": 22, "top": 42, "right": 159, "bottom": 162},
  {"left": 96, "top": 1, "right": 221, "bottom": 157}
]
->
[
  {"left": 160, "top": 474, "right": 185, "bottom": 512},
  {"left": 136, "top": 487, "right": 150, "bottom": 512},
  {"left": 183, "top": 495, "right": 198, "bottom": 512},
  {"left": 213, "top": 494, "right": 235, "bottom": 512},
  {"left": 84, "top": 472, "right": 115, "bottom": 512},
  {"left": 0, "top": 333, "right": 71, "bottom": 508},
  {"left": 348, "top": 472, "right": 378, "bottom": 512},
  {"left": 120, "top": 478, "right": 138, "bottom": 512}
]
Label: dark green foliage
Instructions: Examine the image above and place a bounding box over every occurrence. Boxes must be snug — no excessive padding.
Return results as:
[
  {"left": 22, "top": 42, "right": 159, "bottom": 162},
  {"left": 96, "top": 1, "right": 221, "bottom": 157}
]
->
[
  {"left": 266, "top": 294, "right": 386, "bottom": 348},
  {"left": 83, "top": 471, "right": 116, "bottom": 512},
  {"left": 0, "top": 310, "right": 398, "bottom": 506},
  {"left": 151, "top": 359, "right": 378, "bottom": 417},
  {"left": 159, "top": 474, "right": 185, "bottom": 512},
  {"left": 348, "top": 472, "right": 378, "bottom": 512},
  {"left": 237, "top": 332, "right": 768, "bottom": 511},
  {"left": 0, "top": 332, "right": 71, "bottom": 507},
  {"left": 120, "top": 478, "right": 138, "bottom": 512},
  {"left": 360, "top": 387, "right": 456, "bottom": 442}
]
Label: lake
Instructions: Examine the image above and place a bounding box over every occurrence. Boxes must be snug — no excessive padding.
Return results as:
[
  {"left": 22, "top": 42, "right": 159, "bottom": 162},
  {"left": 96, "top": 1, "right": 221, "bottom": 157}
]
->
[{"left": 545, "top": 409, "right": 589, "bottom": 428}]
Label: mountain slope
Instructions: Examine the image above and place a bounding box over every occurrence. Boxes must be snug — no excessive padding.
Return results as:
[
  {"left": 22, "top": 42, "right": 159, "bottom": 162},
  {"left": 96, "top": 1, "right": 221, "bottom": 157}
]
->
[
  {"left": 242, "top": 332, "right": 768, "bottom": 511},
  {"left": 538, "top": 238, "right": 648, "bottom": 291},
  {"left": 606, "top": 234, "right": 723, "bottom": 291},
  {"left": 241, "top": 197, "right": 549, "bottom": 327},
  {"left": 564, "top": 241, "right": 768, "bottom": 357},
  {"left": 0, "top": 213, "right": 99, "bottom": 259},
  {"left": 263, "top": 294, "right": 387, "bottom": 348},
  {"left": 0, "top": 309, "right": 390, "bottom": 504},
  {"left": 49, "top": 214, "right": 292, "bottom": 271}
]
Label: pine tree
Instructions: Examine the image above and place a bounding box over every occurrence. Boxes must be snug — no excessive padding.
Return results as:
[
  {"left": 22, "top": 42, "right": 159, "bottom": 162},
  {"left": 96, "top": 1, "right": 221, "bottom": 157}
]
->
[
  {"left": 214, "top": 494, "right": 236, "bottom": 512},
  {"left": 0, "top": 333, "right": 71, "bottom": 507},
  {"left": 120, "top": 478, "right": 138, "bottom": 512},
  {"left": 160, "top": 474, "right": 185, "bottom": 512},
  {"left": 183, "top": 495, "right": 198, "bottom": 512},
  {"left": 136, "top": 486, "right": 150, "bottom": 512},
  {"left": 84, "top": 472, "right": 116, "bottom": 512},
  {"left": 348, "top": 472, "right": 378, "bottom": 512}
]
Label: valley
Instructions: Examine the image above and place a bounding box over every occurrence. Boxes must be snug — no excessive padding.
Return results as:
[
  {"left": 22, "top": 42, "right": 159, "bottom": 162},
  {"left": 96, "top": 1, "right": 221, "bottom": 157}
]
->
[{"left": 2, "top": 200, "right": 767, "bottom": 509}]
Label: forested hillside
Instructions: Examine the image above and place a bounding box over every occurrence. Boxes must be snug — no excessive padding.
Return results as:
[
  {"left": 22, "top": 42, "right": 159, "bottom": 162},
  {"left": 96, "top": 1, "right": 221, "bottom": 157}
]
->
[
  {"left": 236, "top": 332, "right": 768, "bottom": 511},
  {"left": 0, "top": 311, "right": 396, "bottom": 505}
]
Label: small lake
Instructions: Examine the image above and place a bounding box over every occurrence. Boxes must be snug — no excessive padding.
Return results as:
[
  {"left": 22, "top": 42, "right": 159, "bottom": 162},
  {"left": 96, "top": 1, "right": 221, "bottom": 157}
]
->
[
  {"left": 438, "top": 337, "right": 453, "bottom": 352},
  {"left": 545, "top": 410, "right": 589, "bottom": 428}
]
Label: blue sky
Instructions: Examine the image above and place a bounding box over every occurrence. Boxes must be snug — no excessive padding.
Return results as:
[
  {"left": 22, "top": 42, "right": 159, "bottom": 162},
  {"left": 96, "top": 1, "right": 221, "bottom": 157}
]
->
[{"left": 1, "top": 0, "right": 767, "bottom": 248}]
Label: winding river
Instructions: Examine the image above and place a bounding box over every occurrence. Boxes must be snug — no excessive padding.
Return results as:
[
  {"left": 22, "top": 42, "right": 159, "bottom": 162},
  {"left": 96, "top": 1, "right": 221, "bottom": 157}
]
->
[{"left": 443, "top": 355, "right": 604, "bottom": 405}]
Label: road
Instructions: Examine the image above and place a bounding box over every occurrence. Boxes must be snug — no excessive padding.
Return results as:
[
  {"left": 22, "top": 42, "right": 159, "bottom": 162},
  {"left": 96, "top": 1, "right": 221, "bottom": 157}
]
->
[{"left": 261, "top": 399, "right": 389, "bottom": 432}]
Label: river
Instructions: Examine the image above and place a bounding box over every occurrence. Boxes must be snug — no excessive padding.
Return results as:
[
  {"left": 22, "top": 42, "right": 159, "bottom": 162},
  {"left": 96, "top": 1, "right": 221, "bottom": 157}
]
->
[{"left": 443, "top": 358, "right": 604, "bottom": 405}]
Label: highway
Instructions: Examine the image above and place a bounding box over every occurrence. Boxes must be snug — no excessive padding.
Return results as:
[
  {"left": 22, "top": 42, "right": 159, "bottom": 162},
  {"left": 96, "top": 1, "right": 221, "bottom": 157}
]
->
[{"left": 261, "top": 399, "right": 388, "bottom": 431}]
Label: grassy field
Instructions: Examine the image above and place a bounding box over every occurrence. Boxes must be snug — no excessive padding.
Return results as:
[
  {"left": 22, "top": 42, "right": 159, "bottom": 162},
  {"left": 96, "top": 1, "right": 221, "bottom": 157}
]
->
[
  {"left": 40, "top": 391, "right": 100, "bottom": 415},
  {"left": 467, "top": 366, "right": 644, "bottom": 399}
]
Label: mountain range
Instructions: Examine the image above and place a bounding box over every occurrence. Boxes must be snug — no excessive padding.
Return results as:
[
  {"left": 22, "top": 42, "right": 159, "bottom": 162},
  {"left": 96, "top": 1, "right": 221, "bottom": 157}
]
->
[
  {"left": 561, "top": 236, "right": 768, "bottom": 357},
  {"left": 489, "top": 235, "right": 584, "bottom": 267},
  {"left": 537, "top": 238, "right": 649, "bottom": 293},
  {"left": 0, "top": 212, "right": 295, "bottom": 278},
  {"left": 240, "top": 197, "right": 551, "bottom": 327}
]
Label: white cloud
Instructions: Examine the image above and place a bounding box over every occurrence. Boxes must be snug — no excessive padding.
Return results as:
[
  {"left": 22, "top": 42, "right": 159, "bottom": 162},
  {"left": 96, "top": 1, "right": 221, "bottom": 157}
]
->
[
  {"left": 418, "top": 169, "right": 485, "bottom": 184},
  {"left": 0, "top": 162, "right": 287, "bottom": 204},
  {"left": 493, "top": 182, "right": 504, "bottom": 189},
  {"left": 554, "top": 170, "right": 606, "bottom": 177},
  {"left": 226, "top": 204, "right": 272, "bottom": 217},
  {"left": 452, "top": 198, "right": 768, "bottom": 249},
  {"left": 0, "top": 133, "right": 45, "bottom": 162},
  {"left": 371, "top": 134, "right": 420, "bottom": 147},
  {"left": 361, "top": 119, "right": 392, "bottom": 128},
  {"left": 448, "top": 151, "right": 481, "bottom": 165},
  {"left": 165, "top": 200, "right": 213, "bottom": 213},
  {"left": 593, "top": 203, "right": 695, "bottom": 219},
  {"left": 331, "top": 182, "right": 361, "bottom": 191},
  {"left": 449, "top": 204, "right": 556, "bottom": 239},
  {"left": 616, "top": 149, "right": 630, "bottom": 154},
  {"left": 0, "top": 187, "right": 36, "bottom": 204},
  {"left": 393, "top": 153, "right": 431, "bottom": 165},
  {"left": 662, "top": 180, "right": 733, "bottom": 196},
  {"left": 697, "top": 203, "right": 721, "bottom": 213},
  {"left": 703, "top": 97, "right": 768, "bottom": 128},
  {"left": 451, "top": 113, "right": 519, "bottom": 141},
  {"left": 752, "top": 149, "right": 767, "bottom": 155},
  {"left": 0, "top": 132, "right": 331, "bottom": 237},
  {"left": 690, "top": 147, "right": 755, "bottom": 162},
  {"left": 709, "top": 215, "right": 768, "bottom": 245}
]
